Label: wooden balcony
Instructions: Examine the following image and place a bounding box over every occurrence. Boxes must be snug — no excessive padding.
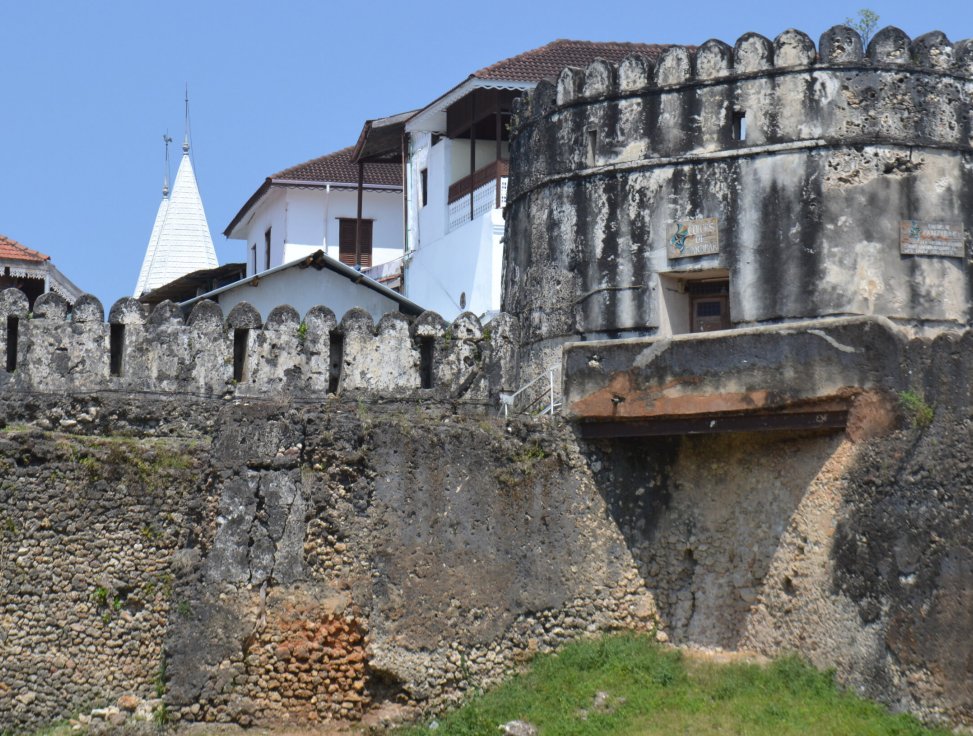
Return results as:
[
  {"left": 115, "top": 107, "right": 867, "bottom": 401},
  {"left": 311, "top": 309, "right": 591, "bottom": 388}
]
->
[{"left": 448, "top": 159, "right": 509, "bottom": 205}]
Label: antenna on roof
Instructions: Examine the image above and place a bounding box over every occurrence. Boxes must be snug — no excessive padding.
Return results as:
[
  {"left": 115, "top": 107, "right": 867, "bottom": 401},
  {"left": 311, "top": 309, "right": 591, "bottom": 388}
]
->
[
  {"left": 162, "top": 132, "right": 172, "bottom": 198},
  {"left": 183, "top": 83, "right": 191, "bottom": 154}
]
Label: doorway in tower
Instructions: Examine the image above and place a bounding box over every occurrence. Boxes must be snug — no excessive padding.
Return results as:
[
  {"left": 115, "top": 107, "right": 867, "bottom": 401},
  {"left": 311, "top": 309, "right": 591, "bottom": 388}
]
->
[{"left": 658, "top": 270, "right": 731, "bottom": 336}]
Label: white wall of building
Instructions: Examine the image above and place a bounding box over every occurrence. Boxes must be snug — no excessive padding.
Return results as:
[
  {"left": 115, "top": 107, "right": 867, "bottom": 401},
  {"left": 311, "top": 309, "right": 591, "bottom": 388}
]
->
[
  {"left": 448, "top": 139, "right": 509, "bottom": 184},
  {"left": 237, "top": 187, "right": 403, "bottom": 276},
  {"left": 403, "top": 208, "right": 503, "bottom": 320},
  {"left": 414, "top": 136, "right": 448, "bottom": 246},
  {"left": 214, "top": 265, "right": 403, "bottom": 323}
]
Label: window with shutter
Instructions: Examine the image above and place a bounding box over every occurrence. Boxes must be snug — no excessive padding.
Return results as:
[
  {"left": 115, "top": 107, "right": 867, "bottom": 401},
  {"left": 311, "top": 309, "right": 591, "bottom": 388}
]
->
[{"left": 338, "top": 219, "right": 373, "bottom": 268}]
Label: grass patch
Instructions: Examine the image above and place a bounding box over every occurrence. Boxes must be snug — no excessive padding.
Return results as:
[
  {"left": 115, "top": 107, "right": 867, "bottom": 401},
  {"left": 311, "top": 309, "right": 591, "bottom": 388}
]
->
[
  {"left": 898, "top": 390, "right": 934, "bottom": 428},
  {"left": 398, "top": 634, "right": 949, "bottom": 736}
]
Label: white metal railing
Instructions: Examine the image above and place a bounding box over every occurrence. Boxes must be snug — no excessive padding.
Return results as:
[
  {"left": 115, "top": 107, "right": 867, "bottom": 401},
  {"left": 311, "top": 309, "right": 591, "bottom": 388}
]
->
[
  {"left": 447, "top": 177, "right": 508, "bottom": 233},
  {"left": 499, "top": 366, "right": 561, "bottom": 417}
]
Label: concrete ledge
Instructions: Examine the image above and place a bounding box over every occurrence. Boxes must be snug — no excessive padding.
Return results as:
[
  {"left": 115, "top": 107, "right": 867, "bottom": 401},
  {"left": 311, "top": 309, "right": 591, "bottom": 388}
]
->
[{"left": 564, "top": 317, "right": 907, "bottom": 433}]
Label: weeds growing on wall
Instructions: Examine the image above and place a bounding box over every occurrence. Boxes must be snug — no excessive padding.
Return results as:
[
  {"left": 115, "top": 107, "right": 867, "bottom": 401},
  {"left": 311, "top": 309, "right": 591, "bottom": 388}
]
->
[{"left": 899, "top": 390, "right": 934, "bottom": 428}]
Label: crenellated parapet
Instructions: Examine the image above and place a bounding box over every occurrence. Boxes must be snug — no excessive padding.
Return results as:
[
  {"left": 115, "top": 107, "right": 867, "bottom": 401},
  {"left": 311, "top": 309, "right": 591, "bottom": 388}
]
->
[
  {"left": 509, "top": 26, "right": 973, "bottom": 196},
  {"left": 0, "top": 289, "right": 519, "bottom": 403},
  {"left": 503, "top": 26, "right": 973, "bottom": 355}
]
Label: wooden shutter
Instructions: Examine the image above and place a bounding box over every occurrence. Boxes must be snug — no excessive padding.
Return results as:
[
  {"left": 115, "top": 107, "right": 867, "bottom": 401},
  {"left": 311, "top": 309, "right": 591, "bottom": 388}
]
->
[{"left": 338, "top": 219, "right": 373, "bottom": 268}]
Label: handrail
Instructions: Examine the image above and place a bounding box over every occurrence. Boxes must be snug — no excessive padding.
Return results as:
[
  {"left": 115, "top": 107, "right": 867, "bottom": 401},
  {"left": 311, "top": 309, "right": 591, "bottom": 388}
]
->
[
  {"left": 499, "top": 366, "right": 560, "bottom": 417},
  {"left": 448, "top": 159, "right": 509, "bottom": 204}
]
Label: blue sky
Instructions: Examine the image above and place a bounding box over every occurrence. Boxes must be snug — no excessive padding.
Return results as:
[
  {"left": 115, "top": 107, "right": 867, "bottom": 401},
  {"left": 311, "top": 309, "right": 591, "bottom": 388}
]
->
[{"left": 0, "top": 0, "right": 969, "bottom": 308}]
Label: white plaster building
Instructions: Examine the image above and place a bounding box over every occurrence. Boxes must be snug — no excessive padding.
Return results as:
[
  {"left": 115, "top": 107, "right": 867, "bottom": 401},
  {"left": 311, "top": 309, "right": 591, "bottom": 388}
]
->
[
  {"left": 224, "top": 147, "right": 404, "bottom": 281},
  {"left": 354, "top": 40, "right": 666, "bottom": 321},
  {"left": 181, "top": 249, "right": 423, "bottom": 323},
  {"left": 134, "top": 138, "right": 218, "bottom": 297}
]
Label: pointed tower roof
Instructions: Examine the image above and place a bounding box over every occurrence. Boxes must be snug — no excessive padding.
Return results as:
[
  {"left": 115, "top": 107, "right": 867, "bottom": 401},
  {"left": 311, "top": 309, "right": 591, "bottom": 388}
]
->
[{"left": 134, "top": 143, "right": 218, "bottom": 297}]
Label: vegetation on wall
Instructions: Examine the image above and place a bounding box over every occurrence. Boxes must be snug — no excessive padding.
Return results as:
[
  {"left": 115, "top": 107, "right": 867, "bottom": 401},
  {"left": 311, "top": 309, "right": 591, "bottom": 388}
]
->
[{"left": 400, "top": 634, "right": 949, "bottom": 736}]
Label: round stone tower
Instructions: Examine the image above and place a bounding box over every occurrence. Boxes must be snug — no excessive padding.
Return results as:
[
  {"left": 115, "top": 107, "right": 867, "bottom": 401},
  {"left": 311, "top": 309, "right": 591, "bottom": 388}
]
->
[{"left": 503, "top": 26, "right": 973, "bottom": 375}]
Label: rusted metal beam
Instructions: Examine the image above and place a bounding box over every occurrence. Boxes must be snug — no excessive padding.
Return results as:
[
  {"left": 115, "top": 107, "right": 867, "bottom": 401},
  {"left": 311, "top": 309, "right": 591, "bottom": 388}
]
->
[
  {"left": 495, "top": 91, "right": 502, "bottom": 209},
  {"left": 469, "top": 93, "right": 476, "bottom": 222},
  {"left": 355, "top": 162, "right": 364, "bottom": 269},
  {"left": 577, "top": 410, "right": 848, "bottom": 439}
]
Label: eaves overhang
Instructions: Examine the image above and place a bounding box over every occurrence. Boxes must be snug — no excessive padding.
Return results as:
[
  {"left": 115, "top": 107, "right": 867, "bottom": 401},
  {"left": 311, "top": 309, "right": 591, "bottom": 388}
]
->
[
  {"left": 180, "top": 249, "right": 425, "bottom": 317},
  {"left": 224, "top": 179, "right": 402, "bottom": 240},
  {"left": 405, "top": 77, "right": 534, "bottom": 135}
]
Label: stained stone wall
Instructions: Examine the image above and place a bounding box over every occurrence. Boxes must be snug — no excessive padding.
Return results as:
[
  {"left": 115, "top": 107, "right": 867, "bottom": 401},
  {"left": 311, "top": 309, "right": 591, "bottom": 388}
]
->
[
  {"left": 503, "top": 25, "right": 973, "bottom": 379},
  {"left": 0, "top": 289, "right": 519, "bottom": 403},
  {"left": 584, "top": 331, "right": 973, "bottom": 727},
  {"left": 0, "top": 394, "right": 655, "bottom": 733},
  {"left": 2, "top": 332, "right": 973, "bottom": 729}
]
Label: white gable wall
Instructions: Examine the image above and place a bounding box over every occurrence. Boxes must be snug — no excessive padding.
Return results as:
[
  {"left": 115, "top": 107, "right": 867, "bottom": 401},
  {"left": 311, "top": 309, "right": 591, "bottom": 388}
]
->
[
  {"left": 238, "top": 187, "right": 403, "bottom": 275},
  {"left": 214, "top": 265, "right": 402, "bottom": 323}
]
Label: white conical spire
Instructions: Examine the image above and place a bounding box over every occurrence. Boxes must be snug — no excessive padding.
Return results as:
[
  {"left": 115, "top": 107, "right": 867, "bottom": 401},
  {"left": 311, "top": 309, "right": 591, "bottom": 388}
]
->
[{"left": 134, "top": 100, "right": 218, "bottom": 297}]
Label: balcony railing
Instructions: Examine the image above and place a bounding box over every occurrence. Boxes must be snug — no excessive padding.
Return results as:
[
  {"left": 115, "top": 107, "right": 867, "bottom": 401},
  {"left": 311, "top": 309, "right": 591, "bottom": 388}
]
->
[{"left": 447, "top": 160, "right": 508, "bottom": 233}]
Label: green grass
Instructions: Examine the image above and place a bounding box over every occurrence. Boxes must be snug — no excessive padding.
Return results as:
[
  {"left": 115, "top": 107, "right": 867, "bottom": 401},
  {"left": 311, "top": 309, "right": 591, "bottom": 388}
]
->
[{"left": 399, "top": 634, "right": 950, "bottom": 736}]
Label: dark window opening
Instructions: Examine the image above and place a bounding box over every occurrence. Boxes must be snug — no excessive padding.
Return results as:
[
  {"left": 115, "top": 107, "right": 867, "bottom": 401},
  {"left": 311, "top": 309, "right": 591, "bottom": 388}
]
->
[
  {"left": 109, "top": 324, "right": 125, "bottom": 377},
  {"left": 419, "top": 337, "right": 435, "bottom": 389},
  {"left": 264, "top": 227, "right": 272, "bottom": 270},
  {"left": 6, "top": 316, "right": 19, "bottom": 373},
  {"left": 328, "top": 330, "right": 344, "bottom": 394},
  {"left": 689, "top": 280, "right": 731, "bottom": 333},
  {"left": 586, "top": 129, "right": 597, "bottom": 166},
  {"left": 420, "top": 169, "right": 429, "bottom": 207},
  {"left": 233, "top": 329, "right": 249, "bottom": 383},
  {"left": 338, "top": 218, "right": 373, "bottom": 268},
  {"left": 250, "top": 243, "right": 257, "bottom": 274},
  {"left": 732, "top": 110, "right": 747, "bottom": 142}
]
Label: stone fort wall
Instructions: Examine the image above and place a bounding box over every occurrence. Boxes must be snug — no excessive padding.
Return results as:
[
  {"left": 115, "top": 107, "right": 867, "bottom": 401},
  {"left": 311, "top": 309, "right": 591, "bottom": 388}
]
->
[
  {"left": 503, "top": 25, "right": 973, "bottom": 368},
  {"left": 0, "top": 288, "right": 518, "bottom": 403}
]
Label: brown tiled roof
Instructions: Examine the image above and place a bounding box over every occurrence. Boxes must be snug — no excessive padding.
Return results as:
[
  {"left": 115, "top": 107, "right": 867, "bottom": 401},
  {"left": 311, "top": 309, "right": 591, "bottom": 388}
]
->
[
  {"left": 139, "top": 263, "right": 247, "bottom": 307},
  {"left": 0, "top": 234, "right": 50, "bottom": 263},
  {"left": 473, "top": 39, "right": 673, "bottom": 83},
  {"left": 272, "top": 146, "right": 401, "bottom": 187}
]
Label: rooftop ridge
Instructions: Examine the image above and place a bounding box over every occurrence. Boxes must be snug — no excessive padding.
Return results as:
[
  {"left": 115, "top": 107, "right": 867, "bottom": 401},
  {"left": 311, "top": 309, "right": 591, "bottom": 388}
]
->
[
  {"left": 0, "top": 234, "right": 51, "bottom": 263},
  {"left": 270, "top": 145, "right": 402, "bottom": 186},
  {"left": 473, "top": 38, "right": 674, "bottom": 83}
]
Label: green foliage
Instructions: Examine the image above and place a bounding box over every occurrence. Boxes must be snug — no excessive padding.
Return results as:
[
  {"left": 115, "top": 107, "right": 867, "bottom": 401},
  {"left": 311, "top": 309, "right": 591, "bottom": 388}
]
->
[
  {"left": 297, "top": 320, "right": 308, "bottom": 344},
  {"left": 152, "top": 702, "right": 170, "bottom": 726},
  {"left": 176, "top": 600, "right": 191, "bottom": 618},
  {"left": 846, "top": 8, "right": 880, "bottom": 46},
  {"left": 517, "top": 443, "right": 547, "bottom": 464},
  {"left": 397, "top": 633, "right": 949, "bottom": 736},
  {"left": 91, "top": 586, "right": 110, "bottom": 608},
  {"left": 154, "top": 655, "right": 168, "bottom": 698},
  {"left": 899, "top": 390, "right": 934, "bottom": 428}
]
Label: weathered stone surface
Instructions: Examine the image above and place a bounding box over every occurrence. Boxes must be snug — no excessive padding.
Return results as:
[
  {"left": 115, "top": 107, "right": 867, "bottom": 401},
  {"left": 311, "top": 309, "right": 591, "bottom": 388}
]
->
[
  {"left": 563, "top": 316, "right": 904, "bottom": 421},
  {"left": 504, "top": 33, "right": 973, "bottom": 377},
  {"left": 0, "top": 289, "right": 517, "bottom": 403},
  {"left": 0, "top": 396, "right": 653, "bottom": 732}
]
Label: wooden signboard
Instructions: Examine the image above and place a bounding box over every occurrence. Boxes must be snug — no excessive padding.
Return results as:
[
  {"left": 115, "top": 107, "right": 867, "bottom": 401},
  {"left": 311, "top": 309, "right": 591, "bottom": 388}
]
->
[
  {"left": 667, "top": 217, "right": 720, "bottom": 259},
  {"left": 899, "top": 220, "right": 965, "bottom": 258}
]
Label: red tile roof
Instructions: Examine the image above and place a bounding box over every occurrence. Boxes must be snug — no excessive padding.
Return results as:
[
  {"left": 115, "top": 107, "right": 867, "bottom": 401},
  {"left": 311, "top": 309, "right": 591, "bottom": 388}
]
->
[
  {"left": 0, "top": 234, "right": 50, "bottom": 263},
  {"left": 272, "top": 146, "right": 401, "bottom": 187},
  {"left": 473, "top": 39, "right": 674, "bottom": 83}
]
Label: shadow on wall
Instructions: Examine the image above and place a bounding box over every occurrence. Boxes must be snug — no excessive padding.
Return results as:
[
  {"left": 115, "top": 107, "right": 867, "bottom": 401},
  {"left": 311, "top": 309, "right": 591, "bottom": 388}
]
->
[{"left": 587, "top": 429, "right": 845, "bottom": 648}]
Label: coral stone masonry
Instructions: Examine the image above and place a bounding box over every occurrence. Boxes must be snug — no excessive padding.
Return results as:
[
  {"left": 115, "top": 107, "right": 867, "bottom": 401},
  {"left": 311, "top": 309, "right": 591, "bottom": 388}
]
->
[
  {"left": 503, "top": 26, "right": 973, "bottom": 370},
  {"left": 3, "top": 23, "right": 973, "bottom": 735}
]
